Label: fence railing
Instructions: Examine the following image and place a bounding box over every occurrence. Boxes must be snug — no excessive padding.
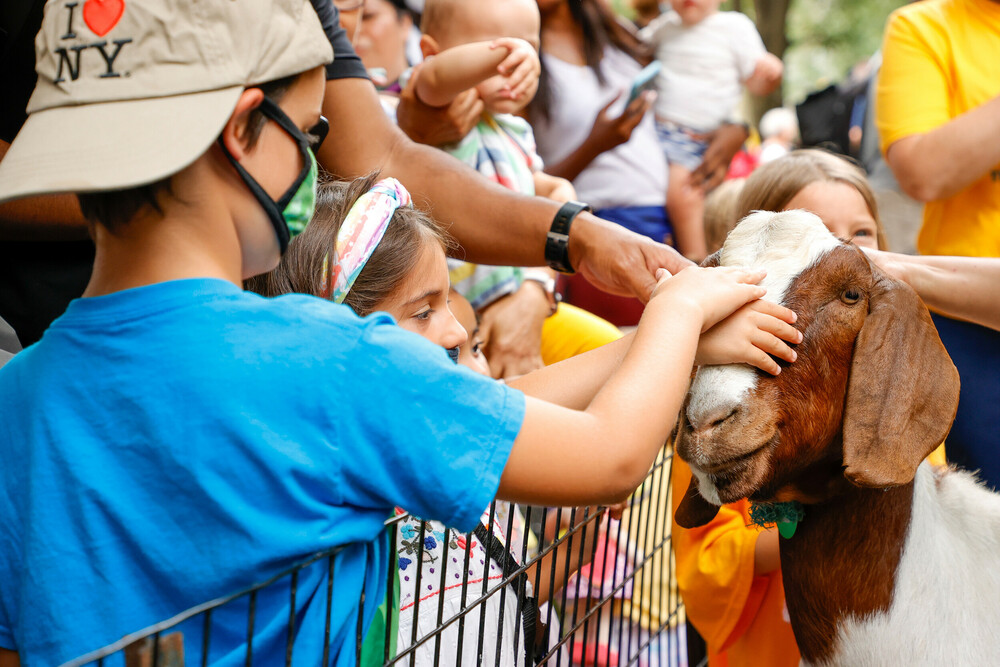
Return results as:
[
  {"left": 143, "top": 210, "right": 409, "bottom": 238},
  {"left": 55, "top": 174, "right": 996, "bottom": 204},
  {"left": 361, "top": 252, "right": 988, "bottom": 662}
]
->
[{"left": 64, "top": 444, "right": 684, "bottom": 667}]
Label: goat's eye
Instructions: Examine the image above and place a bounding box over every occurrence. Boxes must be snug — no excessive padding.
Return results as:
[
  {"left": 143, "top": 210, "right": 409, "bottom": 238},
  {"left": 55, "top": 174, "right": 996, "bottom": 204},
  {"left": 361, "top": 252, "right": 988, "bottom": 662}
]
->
[{"left": 841, "top": 288, "right": 861, "bottom": 305}]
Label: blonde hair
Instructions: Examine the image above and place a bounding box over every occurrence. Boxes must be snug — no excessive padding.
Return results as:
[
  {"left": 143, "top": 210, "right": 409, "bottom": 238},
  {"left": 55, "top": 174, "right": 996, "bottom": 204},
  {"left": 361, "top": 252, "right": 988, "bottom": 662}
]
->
[
  {"left": 734, "top": 149, "right": 888, "bottom": 250},
  {"left": 704, "top": 178, "right": 745, "bottom": 254}
]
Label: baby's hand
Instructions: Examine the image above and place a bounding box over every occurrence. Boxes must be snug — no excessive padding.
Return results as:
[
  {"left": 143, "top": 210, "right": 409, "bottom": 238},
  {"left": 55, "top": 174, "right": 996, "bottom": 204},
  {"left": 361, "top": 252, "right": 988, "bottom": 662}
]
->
[
  {"left": 745, "top": 52, "right": 783, "bottom": 96},
  {"left": 491, "top": 37, "right": 541, "bottom": 100},
  {"left": 650, "top": 266, "right": 768, "bottom": 332},
  {"left": 695, "top": 299, "right": 801, "bottom": 375}
]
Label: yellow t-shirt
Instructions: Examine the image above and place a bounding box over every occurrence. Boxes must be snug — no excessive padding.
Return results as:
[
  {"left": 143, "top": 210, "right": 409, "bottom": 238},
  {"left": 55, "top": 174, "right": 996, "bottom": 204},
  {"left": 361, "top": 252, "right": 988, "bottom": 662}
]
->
[
  {"left": 540, "top": 302, "right": 623, "bottom": 365},
  {"left": 876, "top": 0, "right": 1000, "bottom": 257}
]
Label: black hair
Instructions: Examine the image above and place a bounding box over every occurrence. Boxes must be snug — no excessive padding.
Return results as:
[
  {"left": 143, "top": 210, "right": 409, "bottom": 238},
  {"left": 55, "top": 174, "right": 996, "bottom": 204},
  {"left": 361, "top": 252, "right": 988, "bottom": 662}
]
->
[{"left": 77, "top": 74, "right": 298, "bottom": 232}]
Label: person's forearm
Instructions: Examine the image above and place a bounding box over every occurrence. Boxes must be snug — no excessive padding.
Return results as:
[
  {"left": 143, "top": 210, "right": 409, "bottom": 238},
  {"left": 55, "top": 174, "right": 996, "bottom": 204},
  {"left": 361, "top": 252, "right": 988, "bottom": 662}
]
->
[
  {"left": 508, "top": 333, "right": 633, "bottom": 408},
  {"left": 499, "top": 302, "right": 700, "bottom": 506},
  {"left": 894, "top": 254, "right": 1000, "bottom": 331},
  {"left": 753, "top": 528, "right": 780, "bottom": 575},
  {"left": 525, "top": 511, "right": 599, "bottom": 605},
  {"left": 886, "top": 94, "right": 1000, "bottom": 202},
  {"left": 0, "top": 194, "right": 91, "bottom": 240},
  {"left": 0, "top": 140, "right": 90, "bottom": 240},
  {"left": 320, "top": 77, "right": 687, "bottom": 300},
  {"left": 417, "top": 43, "right": 508, "bottom": 108},
  {"left": 318, "top": 77, "right": 558, "bottom": 266}
]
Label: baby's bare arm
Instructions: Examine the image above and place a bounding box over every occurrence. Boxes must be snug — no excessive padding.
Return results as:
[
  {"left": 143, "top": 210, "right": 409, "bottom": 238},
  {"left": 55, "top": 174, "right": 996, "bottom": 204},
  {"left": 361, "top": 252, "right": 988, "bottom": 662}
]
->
[{"left": 416, "top": 38, "right": 534, "bottom": 108}]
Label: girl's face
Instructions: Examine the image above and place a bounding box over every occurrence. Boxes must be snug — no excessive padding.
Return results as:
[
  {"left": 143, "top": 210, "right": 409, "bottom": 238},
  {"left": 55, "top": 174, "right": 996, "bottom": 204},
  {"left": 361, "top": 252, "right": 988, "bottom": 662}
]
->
[
  {"left": 353, "top": 0, "right": 412, "bottom": 83},
  {"left": 375, "top": 237, "right": 468, "bottom": 351},
  {"left": 783, "top": 181, "right": 880, "bottom": 250}
]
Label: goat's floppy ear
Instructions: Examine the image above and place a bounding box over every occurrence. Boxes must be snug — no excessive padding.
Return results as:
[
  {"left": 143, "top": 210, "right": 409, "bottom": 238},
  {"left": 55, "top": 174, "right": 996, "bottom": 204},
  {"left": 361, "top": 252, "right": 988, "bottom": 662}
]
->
[
  {"left": 675, "top": 476, "right": 722, "bottom": 528},
  {"left": 842, "top": 267, "right": 960, "bottom": 488},
  {"left": 701, "top": 250, "right": 722, "bottom": 268}
]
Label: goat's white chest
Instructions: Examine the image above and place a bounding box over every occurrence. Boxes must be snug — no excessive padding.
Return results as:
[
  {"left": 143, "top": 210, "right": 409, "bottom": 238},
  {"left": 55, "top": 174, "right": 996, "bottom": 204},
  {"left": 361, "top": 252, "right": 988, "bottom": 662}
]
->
[{"left": 813, "top": 465, "right": 1000, "bottom": 666}]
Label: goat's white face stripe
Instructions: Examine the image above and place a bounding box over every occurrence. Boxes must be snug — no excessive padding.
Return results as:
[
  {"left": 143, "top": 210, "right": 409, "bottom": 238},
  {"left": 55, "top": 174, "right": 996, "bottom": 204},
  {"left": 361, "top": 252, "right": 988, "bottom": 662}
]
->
[{"left": 685, "top": 212, "right": 841, "bottom": 489}]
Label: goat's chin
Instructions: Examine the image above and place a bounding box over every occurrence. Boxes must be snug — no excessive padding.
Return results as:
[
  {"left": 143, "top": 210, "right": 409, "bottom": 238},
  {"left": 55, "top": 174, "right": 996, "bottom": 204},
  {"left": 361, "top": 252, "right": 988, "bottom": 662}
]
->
[{"left": 686, "top": 441, "right": 775, "bottom": 505}]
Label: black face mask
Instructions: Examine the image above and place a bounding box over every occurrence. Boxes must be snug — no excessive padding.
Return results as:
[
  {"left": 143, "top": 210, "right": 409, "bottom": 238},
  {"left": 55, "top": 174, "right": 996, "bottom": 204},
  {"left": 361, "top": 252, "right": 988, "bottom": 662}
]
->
[{"left": 219, "top": 96, "right": 329, "bottom": 253}]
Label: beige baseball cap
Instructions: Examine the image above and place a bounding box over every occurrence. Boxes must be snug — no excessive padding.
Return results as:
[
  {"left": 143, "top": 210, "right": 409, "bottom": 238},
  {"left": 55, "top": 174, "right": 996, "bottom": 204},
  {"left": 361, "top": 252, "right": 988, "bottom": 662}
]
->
[{"left": 0, "top": 0, "right": 334, "bottom": 204}]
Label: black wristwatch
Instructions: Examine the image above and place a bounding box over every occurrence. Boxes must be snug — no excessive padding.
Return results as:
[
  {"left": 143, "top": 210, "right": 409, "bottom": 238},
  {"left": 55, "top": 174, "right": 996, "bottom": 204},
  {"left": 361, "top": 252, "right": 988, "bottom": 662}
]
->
[{"left": 545, "top": 201, "right": 591, "bottom": 274}]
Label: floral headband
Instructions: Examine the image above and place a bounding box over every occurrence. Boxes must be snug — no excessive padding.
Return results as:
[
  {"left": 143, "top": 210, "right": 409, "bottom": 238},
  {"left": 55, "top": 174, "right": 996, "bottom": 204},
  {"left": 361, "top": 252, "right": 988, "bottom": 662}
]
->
[{"left": 321, "top": 178, "right": 412, "bottom": 303}]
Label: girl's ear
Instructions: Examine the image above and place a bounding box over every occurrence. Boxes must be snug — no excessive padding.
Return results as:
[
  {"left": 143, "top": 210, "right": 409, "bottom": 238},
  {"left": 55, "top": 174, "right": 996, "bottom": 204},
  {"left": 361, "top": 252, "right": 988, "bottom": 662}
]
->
[
  {"left": 220, "top": 87, "right": 266, "bottom": 160},
  {"left": 419, "top": 34, "right": 440, "bottom": 59}
]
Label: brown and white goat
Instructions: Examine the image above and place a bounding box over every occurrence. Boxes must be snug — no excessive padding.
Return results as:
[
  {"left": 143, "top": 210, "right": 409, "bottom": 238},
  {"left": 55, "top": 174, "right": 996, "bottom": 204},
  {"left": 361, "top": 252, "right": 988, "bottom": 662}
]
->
[{"left": 675, "top": 210, "right": 1000, "bottom": 665}]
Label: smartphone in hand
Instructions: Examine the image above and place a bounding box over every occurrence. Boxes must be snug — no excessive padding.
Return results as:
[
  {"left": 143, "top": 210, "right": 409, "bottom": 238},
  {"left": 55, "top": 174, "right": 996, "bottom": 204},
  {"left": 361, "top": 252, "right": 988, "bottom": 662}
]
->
[{"left": 627, "top": 61, "right": 662, "bottom": 105}]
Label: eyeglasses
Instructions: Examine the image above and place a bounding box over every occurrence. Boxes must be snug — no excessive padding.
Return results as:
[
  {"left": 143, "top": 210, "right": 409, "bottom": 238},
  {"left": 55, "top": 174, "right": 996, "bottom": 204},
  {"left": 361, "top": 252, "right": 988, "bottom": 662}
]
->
[
  {"left": 333, "top": 0, "right": 365, "bottom": 11},
  {"left": 258, "top": 97, "right": 329, "bottom": 151}
]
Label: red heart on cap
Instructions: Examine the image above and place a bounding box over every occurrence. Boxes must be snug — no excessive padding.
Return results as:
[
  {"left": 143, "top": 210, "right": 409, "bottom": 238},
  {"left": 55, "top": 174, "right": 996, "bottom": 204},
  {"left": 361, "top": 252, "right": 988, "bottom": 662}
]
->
[{"left": 83, "top": 0, "right": 125, "bottom": 38}]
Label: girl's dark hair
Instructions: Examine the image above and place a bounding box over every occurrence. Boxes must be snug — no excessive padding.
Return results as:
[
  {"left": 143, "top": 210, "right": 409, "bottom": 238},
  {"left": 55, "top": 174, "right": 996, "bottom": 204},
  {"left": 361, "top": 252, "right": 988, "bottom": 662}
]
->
[
  {"left": 531, "top": 0, "right": 652, "bottom": 121},
  {"left": 246, "top": 173, "right": 454, "bottom": 317},
  {"left": 77, "top": 74, "right": 298, "bottom": 232}
]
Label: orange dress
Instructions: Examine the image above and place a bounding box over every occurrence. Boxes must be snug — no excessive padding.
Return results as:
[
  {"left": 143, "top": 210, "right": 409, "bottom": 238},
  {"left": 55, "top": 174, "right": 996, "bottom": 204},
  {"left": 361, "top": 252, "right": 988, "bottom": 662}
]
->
[{"left": 671, "top": 460, "right": 799, "bottom": 667}]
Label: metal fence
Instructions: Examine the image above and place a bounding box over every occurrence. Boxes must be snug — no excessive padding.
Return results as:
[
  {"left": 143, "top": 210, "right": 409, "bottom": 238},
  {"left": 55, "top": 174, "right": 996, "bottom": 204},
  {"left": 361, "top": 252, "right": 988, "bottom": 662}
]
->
[{"left": 64, "top": 444, "right": 684, "bottom": 667}]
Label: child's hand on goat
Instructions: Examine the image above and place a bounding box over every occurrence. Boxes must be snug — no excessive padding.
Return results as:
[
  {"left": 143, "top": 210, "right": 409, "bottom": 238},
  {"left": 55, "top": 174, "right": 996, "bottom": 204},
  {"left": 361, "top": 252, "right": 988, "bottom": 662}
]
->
[
  {"left": 695, "top": 299, "right": 801, "bottom": 375},
  {"left": 490, "top": 37, "right": 541, "bottom": 100},
  {"left": 649, "top": 266, "right": 768, "bottom": 332}
]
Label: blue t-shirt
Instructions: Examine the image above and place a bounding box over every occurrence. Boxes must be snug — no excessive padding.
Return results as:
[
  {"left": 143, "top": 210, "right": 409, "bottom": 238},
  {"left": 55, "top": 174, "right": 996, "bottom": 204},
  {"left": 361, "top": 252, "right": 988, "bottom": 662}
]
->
[{"left": 0, "top": 279, "right": 524, "bottom": 666}]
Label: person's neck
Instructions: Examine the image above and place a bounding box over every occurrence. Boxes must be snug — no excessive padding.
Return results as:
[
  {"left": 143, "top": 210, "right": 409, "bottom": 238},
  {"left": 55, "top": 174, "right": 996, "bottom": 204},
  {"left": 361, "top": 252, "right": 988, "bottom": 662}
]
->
[
  {"left": 83, "top": 201, "right": 244, "bottom": 298},
  {"left": 385, "top": 54, "right": 410, "bottom": 87},
  {"left": 540, "top": 3, "right": 585, "bottom": 63}
]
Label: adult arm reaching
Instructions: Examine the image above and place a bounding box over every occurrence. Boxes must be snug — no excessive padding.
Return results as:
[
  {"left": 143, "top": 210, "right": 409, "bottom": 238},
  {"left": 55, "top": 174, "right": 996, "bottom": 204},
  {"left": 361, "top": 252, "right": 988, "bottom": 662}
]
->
[
  {"left": 863, "top": 249, "right": 1000, "bottom": 332},
  {"left": 0, "top": 140, "right": 89, "bottom": 240},
  {"left": 316, "top": 76, "right": 692, "bottom": 300}
]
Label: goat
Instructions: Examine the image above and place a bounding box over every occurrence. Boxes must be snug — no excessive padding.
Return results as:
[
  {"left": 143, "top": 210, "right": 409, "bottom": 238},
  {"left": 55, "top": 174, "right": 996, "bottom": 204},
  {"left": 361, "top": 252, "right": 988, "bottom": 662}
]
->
[{"left": 674, "top": 210, "right": 1000, "bottom": 665}]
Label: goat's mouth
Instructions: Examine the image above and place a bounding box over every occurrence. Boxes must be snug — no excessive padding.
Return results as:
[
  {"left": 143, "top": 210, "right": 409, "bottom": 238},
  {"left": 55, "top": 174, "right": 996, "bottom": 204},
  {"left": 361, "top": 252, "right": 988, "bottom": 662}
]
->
[
  {"left": 684, "top": 438, "right": 776, "bottom": 504},
  {"left": 695, "top": 442, "right": 769, "bottom": 475}
]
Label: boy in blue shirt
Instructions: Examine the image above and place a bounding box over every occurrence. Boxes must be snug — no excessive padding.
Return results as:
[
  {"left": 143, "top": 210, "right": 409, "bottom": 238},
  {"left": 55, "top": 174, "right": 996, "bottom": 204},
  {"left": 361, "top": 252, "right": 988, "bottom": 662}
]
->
[{"left": 0, "top": 0, "right": 797, "bottom": 664}]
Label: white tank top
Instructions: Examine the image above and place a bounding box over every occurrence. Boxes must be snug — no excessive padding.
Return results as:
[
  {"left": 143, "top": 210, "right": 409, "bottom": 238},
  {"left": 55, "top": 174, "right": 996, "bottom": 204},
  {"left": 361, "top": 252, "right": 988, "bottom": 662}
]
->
[{"left": 532, "top": 47, "right": 668, "bottom": 210}]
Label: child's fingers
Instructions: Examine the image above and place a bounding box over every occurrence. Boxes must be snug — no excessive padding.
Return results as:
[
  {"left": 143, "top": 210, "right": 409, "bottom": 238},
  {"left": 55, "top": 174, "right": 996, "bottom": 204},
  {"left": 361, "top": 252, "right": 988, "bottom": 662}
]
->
[
  {"left": 745, "top": 346, "right": 782, "bottom": 376},
  {"left": 506, "top": 58, "right": 538, "bottom": 96},
  {"left": 726, "top": 266, "right": 767, "bottom": 285},
  {"left": 506, "top": 72, "right": 534, "bottom": 99},
  {"left": 751, "top": 329, "right": 797, "bottom": 365},
  {"left": 496, "top": 49, "right": 527, "bottom": 76},
  {"left": 749, "top": 298, "right": 797, "bottom": 324},
  {"left": 755, "top": 311, "right": 802, "bottom": 344}
]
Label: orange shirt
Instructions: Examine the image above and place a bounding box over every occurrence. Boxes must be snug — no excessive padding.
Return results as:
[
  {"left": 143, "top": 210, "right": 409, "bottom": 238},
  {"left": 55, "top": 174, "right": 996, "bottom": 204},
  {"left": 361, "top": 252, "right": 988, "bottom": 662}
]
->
[{"left": 671, "top": 459, "right": 799, "bottom": 666}]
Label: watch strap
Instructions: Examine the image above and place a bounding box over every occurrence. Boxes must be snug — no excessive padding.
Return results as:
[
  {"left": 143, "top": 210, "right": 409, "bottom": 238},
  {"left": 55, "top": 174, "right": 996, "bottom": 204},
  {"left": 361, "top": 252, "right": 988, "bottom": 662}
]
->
[{"left": 545, "top": 201, "right": 591, "bottom": 273}]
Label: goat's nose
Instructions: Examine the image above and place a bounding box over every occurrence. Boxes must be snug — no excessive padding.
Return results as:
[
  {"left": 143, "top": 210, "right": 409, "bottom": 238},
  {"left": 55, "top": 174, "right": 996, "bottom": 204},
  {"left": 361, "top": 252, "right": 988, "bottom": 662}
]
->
[
  {"left": 687, "top": 404, "right": 738, "bottom": 435},
  {"left": 686, "top": 365, "right": 756, "bottom": 435}
]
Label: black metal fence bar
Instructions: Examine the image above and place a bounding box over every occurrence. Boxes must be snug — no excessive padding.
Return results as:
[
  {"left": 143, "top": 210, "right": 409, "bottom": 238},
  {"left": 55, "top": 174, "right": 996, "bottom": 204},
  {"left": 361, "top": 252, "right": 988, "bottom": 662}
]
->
[{"left": 65, "top": 444, "right": 682, "bottom": 667}]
